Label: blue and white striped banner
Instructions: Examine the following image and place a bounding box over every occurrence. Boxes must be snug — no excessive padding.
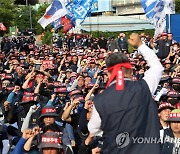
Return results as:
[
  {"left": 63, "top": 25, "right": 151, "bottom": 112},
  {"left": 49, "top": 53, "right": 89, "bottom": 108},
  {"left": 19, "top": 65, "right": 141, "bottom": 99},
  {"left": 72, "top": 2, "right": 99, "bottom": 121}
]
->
[{"left": 140, "top": 0, "right": 175, "bottom": 36}]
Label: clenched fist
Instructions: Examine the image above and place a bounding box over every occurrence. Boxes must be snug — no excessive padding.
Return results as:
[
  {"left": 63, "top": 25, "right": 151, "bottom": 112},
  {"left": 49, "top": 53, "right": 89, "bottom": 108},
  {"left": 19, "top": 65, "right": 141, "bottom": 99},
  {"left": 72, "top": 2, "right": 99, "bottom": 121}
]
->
[
  {"left": 22, "top": 129, "right": 33, "bottom": 140},
  {"left": 128, "top": 33, "right": 143, "bottom": 49}
]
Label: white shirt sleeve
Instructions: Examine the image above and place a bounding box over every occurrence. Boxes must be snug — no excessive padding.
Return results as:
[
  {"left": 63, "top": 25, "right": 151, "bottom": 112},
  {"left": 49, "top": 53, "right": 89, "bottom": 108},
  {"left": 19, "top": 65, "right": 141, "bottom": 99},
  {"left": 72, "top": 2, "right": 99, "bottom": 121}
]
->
[
  {"left": 21, "top": 112, "right": 32, "bottom": 133},
  {"left": 2, "top": 140, "right": 10, "bottom": 154},
  {"left": 138, "top": 44, "right": 164, "bottom": 94},
  {"left": 88, "top": 105, "right": 103, "bottom": 137},
  {"left": 154, "top": 87, "right": 168, "bottom": 101}
]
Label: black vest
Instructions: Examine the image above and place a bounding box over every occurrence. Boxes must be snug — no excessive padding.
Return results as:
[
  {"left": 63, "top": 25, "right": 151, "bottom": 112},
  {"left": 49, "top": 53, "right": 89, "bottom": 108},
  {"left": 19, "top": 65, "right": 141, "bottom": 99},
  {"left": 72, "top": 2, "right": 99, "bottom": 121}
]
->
[
  {"left": 156, "top": 40, "right": 170, "bottom": 59},
  {"left": 95, "top": 79, "right": 161, "bottom": 154},
  {"left": 161, "top": 128, "right": 180, "bottom": 154}
]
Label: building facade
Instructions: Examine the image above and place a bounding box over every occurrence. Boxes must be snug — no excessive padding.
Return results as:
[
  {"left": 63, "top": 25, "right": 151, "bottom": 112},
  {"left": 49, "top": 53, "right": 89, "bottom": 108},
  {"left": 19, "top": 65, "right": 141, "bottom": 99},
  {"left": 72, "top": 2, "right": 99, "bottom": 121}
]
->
[
  {"left": 81, "top": 0, "right": 153, "bottom": 32},
  {"left": 112, "top": 0, "right": 144, "bottom": 15}
]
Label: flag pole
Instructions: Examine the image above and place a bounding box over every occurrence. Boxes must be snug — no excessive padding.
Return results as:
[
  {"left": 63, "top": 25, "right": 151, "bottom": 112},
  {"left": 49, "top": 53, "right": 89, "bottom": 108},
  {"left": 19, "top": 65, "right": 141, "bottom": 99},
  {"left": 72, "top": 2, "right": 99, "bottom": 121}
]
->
[
  {"left": 168, "top": 14, "right": 171, "bottom": 33},
  {"left": 29, "top": 5, "right": 33, "bottom": 29},
  {"left": 26, "top": 0, "right": 32, "bottom": 29},
  {"left": 89, "top": 16, "right": 92, "bottom": 35},
  {"left": 97, "top": 13, "right": 99, "bottom": 37}
]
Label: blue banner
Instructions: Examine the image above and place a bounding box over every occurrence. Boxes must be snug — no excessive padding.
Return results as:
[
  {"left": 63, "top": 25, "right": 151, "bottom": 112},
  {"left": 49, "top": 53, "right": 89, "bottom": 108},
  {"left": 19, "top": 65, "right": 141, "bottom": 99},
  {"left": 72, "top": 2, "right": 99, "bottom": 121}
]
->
[
  {"left": 66, "top": 0, "right": 95, "bottom": 23},
  {"left": 140, "top": 0, "right": 158, "bottom": 20},
  {"left": 91, "top": 0, "right": 98, "bottom": 12},
  {"left": 52, "top": 18, "right": 62, "bottom": 30}
]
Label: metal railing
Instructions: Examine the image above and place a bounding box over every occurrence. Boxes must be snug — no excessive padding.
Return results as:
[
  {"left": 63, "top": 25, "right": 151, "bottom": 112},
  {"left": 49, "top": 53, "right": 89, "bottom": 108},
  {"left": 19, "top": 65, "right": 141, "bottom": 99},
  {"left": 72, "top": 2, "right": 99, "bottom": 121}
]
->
[{"left": 112, "top": 0, "right": 140, "bottom": 6}]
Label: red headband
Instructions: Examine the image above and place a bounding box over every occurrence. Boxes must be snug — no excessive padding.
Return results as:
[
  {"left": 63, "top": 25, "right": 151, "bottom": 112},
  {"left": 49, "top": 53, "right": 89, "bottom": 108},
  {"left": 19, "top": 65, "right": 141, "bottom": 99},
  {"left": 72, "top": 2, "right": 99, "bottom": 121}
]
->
[{"left": 106, "top": 63, "right": 132, "bottom": 90}]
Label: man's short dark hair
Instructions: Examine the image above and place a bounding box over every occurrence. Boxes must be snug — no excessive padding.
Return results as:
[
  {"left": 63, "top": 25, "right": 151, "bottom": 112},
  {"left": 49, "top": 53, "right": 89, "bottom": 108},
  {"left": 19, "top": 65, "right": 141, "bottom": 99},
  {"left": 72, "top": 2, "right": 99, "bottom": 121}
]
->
[{"left": 106, "top": 53, "right": 129, "bottom": 68}]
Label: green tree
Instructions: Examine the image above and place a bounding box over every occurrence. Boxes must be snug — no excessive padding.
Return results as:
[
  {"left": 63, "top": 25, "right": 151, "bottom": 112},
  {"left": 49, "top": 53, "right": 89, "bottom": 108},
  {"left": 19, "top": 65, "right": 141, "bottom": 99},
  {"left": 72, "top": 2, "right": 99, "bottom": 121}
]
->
[
  {"left": 13, "top": 3, "right": 51, "bottom": 35},
  {"left": 14, "top": 5, "right": 36, "bottom": 31},
  {"left": 175, "top": 0, "right": 180, "bottom": 13},
  {"left": 0, "top": 0, "right": 16, "bottom": 35},
  {"left": 42, "top": 31, "right": 53, "bottom": 45}
]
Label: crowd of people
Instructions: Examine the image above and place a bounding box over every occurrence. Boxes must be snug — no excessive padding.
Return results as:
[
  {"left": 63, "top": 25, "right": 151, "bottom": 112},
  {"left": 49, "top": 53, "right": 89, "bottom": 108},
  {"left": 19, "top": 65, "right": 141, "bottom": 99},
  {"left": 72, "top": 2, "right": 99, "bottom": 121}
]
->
[{"left": 0, "top": 31, "right": 179, "bottom": 154}]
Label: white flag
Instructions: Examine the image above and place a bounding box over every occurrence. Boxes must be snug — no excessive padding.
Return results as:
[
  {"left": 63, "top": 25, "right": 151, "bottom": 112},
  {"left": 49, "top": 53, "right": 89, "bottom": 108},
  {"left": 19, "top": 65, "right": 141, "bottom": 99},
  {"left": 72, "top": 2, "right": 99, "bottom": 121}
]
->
[
  {"left": 153, "top": 0, "right": 175, "bottom": 37},
  {"left": 141, "top": 0, "right": 175, "bottom": 37},
  {"left": 38, "top": 0, "right": 67, "bottom": 29}
]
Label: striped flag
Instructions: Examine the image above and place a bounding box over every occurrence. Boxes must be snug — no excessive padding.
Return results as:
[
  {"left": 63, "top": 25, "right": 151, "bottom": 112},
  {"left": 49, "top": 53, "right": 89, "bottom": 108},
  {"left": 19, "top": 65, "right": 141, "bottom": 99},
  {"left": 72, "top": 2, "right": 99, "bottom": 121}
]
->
[
  {"left": 140, "top": 0, "right": 175, "bottom": 36},
  {"left": 38, "top": 0, "right": 67, "bottom": 29}
]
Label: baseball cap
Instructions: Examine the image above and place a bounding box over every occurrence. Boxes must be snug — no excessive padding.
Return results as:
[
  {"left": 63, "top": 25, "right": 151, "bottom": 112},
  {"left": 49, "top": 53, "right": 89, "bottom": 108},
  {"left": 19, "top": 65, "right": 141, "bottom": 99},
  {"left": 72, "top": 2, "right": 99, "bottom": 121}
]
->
[
  {"left": 65, "top": 69, "right": 72, "bottom": 73},
  {"left": 158, "top": 102, "right": 175, "bottom": 112},
  {"left": 167, "top": 90, "right": 179, "bottom": 98},
  {"left": 38, "top": 131, "right": 63, "bottom": 149},
  {"left": 54, "top": 86, "right": 69, "bottom": 93},
  {"left": 69, "top": 89, "right": 81, "bottom": 97},
  {"left": 166, "top": 109, "right": 180, "bottom": 122},
  {"left": 172, "top": 77, "right": 180, "bottom": 84},
  {"left": 73, "top": 94, "right": 85, "bottom": 102},
  {"left": 21, "top": 94, "right": 38, "bottom": 104},
  {"left": 39, "top": 106, "right": 58, "bottom": 119},
  {"left": 1, "top": 73, "right": 13, "bottom": 81}
]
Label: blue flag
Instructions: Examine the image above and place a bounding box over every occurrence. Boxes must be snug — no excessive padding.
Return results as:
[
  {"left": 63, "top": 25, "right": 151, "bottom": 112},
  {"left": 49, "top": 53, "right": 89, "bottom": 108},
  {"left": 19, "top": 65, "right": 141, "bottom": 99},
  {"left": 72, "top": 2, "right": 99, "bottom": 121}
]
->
[
  {"left": 52, "top": 18, "right": 62, "bottom": 30},
  {"left": 91, "top": 0, "right": 98, "bottom": 12},
  {"left": 66, "top": 0, "right": 95, "bottom": 24},
  {"left": 140, "top": 0, "right": 158, "bottom": 20}
]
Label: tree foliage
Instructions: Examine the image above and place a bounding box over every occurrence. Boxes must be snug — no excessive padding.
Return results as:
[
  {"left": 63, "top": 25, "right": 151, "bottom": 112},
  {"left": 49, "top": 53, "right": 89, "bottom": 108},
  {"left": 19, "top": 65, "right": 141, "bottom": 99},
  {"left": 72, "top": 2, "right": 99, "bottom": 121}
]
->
[
  {"left": 42, "top": 31, "right": 52, "bottom": 45},
  {"left": 0, "top": 0, "right": 16, "bottom": 35},
  {"left": 175, "top": 0, "right": 180, "bottom": 13},
  {"left": 14, "top": 5, "right": 36, "bottom": 31},
  {"left": 0, "top": 2, "right": 51, "bottom": 36},
  {"left": 14, "top": 0, "right": 38, "bottom": 5}
]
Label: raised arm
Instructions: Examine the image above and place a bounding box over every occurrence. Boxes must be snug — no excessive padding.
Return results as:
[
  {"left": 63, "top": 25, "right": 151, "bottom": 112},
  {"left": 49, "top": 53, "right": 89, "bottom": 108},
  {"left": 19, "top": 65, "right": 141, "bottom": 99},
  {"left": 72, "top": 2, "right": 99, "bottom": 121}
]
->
[
  {"left": 62, "top": 99, "right": 79, "bottom": 122},
  {"left": 128, "top": 33, "right": 164, "bottom": 94},
  {"left": 22, "top": 75, "right": 32, "bottom": 90},
  {"left": 21, "top": 105, "right": 39, "bottom": 132}
]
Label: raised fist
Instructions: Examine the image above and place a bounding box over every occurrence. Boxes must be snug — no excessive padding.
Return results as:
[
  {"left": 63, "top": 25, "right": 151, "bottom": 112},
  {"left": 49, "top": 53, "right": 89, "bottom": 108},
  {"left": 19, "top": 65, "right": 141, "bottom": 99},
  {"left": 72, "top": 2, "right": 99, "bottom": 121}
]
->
[
  {"left": 128, "top": 33, "right": 142, "bottom": 48},
  {"left": 22, "top": 129, "right": 33, "bottom": 140},
  {"left": 13, "top": 85, "right": 20, "bottom": 93}
]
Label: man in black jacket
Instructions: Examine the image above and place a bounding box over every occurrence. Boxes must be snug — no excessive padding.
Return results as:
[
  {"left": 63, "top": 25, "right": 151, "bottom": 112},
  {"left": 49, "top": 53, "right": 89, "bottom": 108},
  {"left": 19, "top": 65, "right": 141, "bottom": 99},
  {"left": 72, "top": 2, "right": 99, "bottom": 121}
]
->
[
  {"left": 88, "top": 33, "right": 164, "bottom": 154},
  {"left": 156, "top": 33, "right": 171, "bottom": 59},
  {"left": 160, "top": 109, "right": 180, "bottom": 154}
]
